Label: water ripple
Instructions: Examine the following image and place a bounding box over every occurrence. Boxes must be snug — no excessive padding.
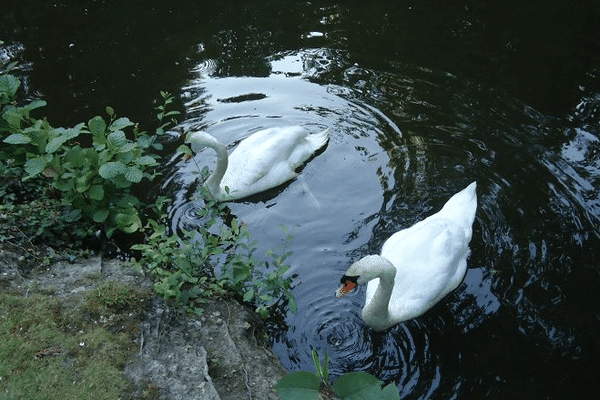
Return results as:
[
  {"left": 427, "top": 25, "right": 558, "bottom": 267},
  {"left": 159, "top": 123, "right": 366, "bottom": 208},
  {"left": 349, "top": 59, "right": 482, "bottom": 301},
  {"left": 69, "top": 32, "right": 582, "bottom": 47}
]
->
[{"left": 163, "top": 51, "right": 600, "bottom": 398}]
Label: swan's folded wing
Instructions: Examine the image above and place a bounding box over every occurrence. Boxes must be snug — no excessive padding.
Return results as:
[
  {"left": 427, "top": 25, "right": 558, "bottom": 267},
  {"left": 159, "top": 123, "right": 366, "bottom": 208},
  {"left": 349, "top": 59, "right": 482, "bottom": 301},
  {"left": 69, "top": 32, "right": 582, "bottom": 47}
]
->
[
  {"left": 221, "top": 134, "right": 301, "bottom": 196},
  {"left": 383, "top": 220, "right": 469, "bottom": 321}
]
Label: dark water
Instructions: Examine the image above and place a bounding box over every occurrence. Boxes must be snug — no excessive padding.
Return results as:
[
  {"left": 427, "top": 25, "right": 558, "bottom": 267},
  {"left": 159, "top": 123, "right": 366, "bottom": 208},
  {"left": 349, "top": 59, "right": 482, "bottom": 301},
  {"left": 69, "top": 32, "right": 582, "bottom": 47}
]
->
[{"left": 3, "top": 1, "right": 600, "bottom": 398}]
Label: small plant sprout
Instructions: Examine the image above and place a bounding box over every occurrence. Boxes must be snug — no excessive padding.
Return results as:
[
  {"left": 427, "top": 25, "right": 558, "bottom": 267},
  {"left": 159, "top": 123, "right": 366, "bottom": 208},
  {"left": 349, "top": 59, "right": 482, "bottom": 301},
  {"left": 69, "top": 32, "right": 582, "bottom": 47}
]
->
[{"left": 312, "top": 348, "right": 329, "bottom": 384}]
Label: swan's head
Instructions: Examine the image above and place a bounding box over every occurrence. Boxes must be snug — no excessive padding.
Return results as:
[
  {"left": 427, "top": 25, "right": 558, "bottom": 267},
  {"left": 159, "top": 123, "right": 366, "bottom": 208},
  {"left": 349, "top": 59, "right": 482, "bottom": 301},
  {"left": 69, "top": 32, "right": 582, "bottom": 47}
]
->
[
  {"left": 335, "top": 255, "right": 393, "bottom": 298},
  {"left": 186, "top": 131, "right": 220, "bottom": 153}
]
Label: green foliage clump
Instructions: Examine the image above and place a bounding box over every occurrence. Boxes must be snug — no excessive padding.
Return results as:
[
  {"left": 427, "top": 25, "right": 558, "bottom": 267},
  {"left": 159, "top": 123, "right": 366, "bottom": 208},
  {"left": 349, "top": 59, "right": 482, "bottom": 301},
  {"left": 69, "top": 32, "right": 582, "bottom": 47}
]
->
[
  {"left": 275, "top": 349, "right": 400, "bottom": 400},
  {"left": 130, "top": 191, "right": 297, "bottom": 318},
  {"left": 0, "top": 73, "right": 93, "bottom": 259},
  {"left": 0, "top": 162, "right": 93, "bottom": 260},
  {"left": 0, "top": 72, "right": 179, "bottom": 238}
]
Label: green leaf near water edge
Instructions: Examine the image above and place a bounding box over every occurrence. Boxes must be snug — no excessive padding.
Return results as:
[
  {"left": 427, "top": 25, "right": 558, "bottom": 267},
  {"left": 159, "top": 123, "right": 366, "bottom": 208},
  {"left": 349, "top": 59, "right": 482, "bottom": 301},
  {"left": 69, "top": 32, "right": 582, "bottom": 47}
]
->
[
  {"left": 108, "top": 117, "right": 134, "bottom": 131},
  {"left": 332, "top": 372, "right": 400, "bottom": 400},
  {"left": 275, "top": 371, "right": 321, "bottom": 400},
  {"left": 0, "top": 74, "right": 20, "bottom": 98},
  {"left": 125, "top": 166, "right": 143, "bottom": 182}
]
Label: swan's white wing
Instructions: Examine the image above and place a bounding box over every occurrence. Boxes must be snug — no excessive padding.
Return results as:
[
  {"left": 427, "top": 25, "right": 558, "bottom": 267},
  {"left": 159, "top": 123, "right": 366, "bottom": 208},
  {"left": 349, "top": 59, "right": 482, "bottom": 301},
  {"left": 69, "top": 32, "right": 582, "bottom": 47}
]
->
[
  {"left": 379, "top": 218, "right": 470, "bottom": 322},
  {"left": 224, "top": 128, "right": 303, "bottom": 189},
  {"left": 222, "top": 127, "right": 327, "bottom": 197},
  {"left": 288, "top": 128, "right": 330, "bottom": 167}
]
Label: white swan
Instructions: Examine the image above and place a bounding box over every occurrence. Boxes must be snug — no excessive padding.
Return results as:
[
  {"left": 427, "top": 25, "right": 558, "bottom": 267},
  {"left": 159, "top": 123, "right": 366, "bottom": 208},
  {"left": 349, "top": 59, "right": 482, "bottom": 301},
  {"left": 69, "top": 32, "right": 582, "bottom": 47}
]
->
[
  {"left": 335, "top": 182, "right": 477, "bottom": 331},
  {"left": 186, "top": 126, "right": 330, "bottom": 201}
]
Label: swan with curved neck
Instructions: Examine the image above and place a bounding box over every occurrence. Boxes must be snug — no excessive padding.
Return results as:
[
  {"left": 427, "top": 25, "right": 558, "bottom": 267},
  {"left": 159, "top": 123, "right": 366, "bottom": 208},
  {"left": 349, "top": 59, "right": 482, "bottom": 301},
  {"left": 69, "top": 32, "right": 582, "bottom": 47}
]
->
[
  {"left": 186, "top": 126, "right": 330, "bottom": 201},
  {"left": 336, "top": 182, "right": 477, "bottom": 331}
]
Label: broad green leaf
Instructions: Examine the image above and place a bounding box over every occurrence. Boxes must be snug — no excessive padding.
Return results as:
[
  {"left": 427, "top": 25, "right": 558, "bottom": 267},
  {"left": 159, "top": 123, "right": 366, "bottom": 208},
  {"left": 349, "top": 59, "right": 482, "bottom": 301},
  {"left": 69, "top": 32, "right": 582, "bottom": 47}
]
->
[
  {"left": 98, "top": 161, "right": 126, "bottom": 178},
  {"left": 88, "top": 115, "right": 107, "bottom": 135},
  {"left": 135, "top": 155, "right": 157, "bottom": 166},
  {"left": 136, "top": 135, "right": 153, "bottom": 148},
  {"left": 3, "top": 133, "right": 31, "bottom": 144},
  {"left": 243, "top": 288, "right": 254, "bottom": 302},
  {"left": 332, "top": 372, "right": 400, "bottom": 400},
  {"left": 93, "top": 209, "right": 109, "bottom": 223},
  {"left": 89, "top": 116, "right": 107, "bottom": 146},
  {"left": 114, "top": 209, "right": 142, "bottom": 233},
  {"left": 111, "top": 174, "right": 133, "bottom": 188},
  {"left": 116, "top": 194, "right": 139, "bottom": 207},
  {"left": 87, "top": 184, "right": 104, "bottom": 201},
  {"left": 21, "top": 99, "right": 47, "bottom": 112},
  {"left": 178, "top": 144, "right": 193, "bottom": 158},
  {"left": 2, "top": 107, "right": 22, "bottom": 127},
  {"left": 46, "top": 123, "right": 85, "bottom": 153},
  {"left": 24, "top": 157, "right": 47, "bottom": 178},
  {"left": 54, "top": 179, "right": 74, "bottom": 192},
  {"left": 0, "top": 74, "right": 20, "bottom": 98},
  {"left": 125, "top": 166, "right": 143, "bottom": 182},
  {"left": 117, "top": 142, "right": 136, "bottom": 153},
  {"left": 107, "top": 130, "right": 127, "bottom": 150},
  {"left": 76, "top": 174, "right": 91, "bottom": 193},
  {"left": 46, "top": 136, "right": 68, "bottom": 153},
  {"left": 116, "top": 150, "right": 134, "bottom": 164},
  {"left": 109, "top": 117, "right": 134, "bottom": 131},
  {"left": 45, "top": 125, "right": 83, "bottom": 153},
  {"left": 64, "top": 146, "right": 86, "bottom": 168},
  {"left": 121, "top": 220, "right": 141, "bottom": 233},
  {"left": 275, "top": 371, "right": 320, "bottom": 400}
]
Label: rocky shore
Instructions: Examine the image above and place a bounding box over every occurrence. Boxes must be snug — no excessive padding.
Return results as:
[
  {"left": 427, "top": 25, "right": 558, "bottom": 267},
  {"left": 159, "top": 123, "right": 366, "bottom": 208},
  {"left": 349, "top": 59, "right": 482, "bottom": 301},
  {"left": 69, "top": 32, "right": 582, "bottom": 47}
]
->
[{"left": 0, "top": 247, "right": 288, "bottom": 399}]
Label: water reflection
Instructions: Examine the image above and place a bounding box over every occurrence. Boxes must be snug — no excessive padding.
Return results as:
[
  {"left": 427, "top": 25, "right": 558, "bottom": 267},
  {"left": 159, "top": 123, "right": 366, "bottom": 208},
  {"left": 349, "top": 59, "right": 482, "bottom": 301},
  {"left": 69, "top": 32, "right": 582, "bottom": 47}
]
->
[{"left": 162, "top": 48, "right": 600, "bottom": 398}]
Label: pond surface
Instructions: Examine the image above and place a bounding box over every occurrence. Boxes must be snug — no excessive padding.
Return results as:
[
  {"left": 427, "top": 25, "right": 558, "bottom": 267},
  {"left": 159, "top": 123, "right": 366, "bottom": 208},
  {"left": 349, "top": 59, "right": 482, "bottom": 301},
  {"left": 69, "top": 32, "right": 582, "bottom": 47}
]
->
[{"left": 3, "top": 1, "right": 600, "bottom": 398}]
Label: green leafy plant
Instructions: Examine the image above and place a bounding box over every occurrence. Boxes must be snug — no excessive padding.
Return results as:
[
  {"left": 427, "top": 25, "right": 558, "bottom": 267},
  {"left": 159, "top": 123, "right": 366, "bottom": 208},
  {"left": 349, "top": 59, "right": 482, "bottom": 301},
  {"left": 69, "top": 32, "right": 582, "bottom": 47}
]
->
[
  {"left": 129, "top": 197, "right": 228, "bottom": 314},
  {"left": 1, "top": 73, "right": 179, "bottom": 238},
  {"left": 0, "top": 123, "right": 93, "bottom": 260},
  {"left": 275, "top": 349, "right": 400, "bottom": 400},
  {"left": 131, "top": 182, "right": 297, "bottom": 318}
]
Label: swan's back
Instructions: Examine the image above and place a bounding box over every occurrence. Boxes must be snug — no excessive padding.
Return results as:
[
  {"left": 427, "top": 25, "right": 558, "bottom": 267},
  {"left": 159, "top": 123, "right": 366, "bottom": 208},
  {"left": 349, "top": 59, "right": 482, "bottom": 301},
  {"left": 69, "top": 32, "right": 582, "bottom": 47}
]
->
[
  {"left": 222, "top": 126, "right": 329, "bottom": 197},
  {"left": 366, "top": 182, "right": 477, "bottom": 323}
]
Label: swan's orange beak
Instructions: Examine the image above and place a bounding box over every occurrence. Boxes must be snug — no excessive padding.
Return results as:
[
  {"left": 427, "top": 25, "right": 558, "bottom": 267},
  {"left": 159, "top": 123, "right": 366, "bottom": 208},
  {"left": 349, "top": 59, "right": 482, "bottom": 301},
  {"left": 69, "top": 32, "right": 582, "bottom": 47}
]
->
[{"left": 335, "top": 280, "right": 357, "bottom": 298}]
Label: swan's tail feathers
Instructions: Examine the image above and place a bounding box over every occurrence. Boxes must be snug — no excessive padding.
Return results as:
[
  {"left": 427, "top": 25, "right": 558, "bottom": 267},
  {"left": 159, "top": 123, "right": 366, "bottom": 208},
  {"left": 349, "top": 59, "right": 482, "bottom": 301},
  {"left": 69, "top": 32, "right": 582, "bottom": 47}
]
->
[
  {"left": 307, "top": 128, "right": 331, "bottom": 150},
  {"left": 438, "top": 181, "right": 478, "bottom": 228}
]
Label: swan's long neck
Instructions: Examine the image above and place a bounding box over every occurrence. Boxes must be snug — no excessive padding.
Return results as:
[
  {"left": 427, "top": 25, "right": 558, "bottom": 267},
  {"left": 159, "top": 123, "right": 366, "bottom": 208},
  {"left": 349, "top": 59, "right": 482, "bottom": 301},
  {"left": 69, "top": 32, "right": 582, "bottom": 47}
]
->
[
  {"left": 360, "top": 256, "right": 397, "bottom": 331},
  {"left": 191, "top": 134, "right": 228, "bottom": 199}
]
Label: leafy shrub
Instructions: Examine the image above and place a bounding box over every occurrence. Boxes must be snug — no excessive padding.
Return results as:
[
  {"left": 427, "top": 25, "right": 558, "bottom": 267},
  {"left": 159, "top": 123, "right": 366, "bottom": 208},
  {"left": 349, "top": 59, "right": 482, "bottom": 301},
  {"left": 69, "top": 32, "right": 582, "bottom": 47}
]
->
[
  {"left": 130, "top": 189, "right": 297, "bottom": 318},
  {"left": 0, "top": 73, "right": 179, "bottom": 238}
]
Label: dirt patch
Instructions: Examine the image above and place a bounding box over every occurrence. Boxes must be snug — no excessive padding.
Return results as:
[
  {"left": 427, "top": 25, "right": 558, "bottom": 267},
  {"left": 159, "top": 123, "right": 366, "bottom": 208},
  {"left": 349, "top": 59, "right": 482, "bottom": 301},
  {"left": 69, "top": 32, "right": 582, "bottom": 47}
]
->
[{"left": 0, "top": 246, "right": 287, "bottom": 399}]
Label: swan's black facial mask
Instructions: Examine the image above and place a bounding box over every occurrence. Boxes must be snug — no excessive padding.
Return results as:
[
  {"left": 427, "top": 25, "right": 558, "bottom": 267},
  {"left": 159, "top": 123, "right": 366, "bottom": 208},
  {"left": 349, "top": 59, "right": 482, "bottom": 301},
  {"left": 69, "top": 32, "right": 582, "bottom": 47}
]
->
[
  {"left": 340, "top": 275, "right": 358, "bottom": 285},
  {"left": 335, "top": 275, "right": 359, "bottom": 298}
]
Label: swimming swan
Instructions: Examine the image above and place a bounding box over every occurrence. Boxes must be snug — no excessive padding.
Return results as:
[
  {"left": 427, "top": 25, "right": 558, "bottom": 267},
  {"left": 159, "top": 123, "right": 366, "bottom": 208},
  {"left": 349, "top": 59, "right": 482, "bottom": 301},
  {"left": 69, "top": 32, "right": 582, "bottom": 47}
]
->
[
  {"left": 186, "top": 126, "right": 330, "bottom": 201},
  {"left": 335, "top": 182, "right": 477, "bottom": 331}
]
